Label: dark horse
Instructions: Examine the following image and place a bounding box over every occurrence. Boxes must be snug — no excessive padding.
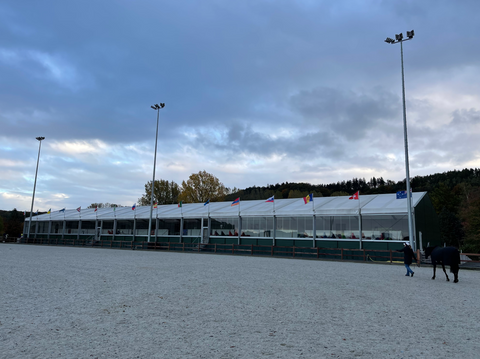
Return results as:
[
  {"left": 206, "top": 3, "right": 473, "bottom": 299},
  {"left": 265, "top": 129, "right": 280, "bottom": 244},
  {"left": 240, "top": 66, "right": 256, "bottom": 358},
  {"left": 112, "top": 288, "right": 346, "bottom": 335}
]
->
[{"left": 424, "top": 246, "right": 460, "bottom": 283}]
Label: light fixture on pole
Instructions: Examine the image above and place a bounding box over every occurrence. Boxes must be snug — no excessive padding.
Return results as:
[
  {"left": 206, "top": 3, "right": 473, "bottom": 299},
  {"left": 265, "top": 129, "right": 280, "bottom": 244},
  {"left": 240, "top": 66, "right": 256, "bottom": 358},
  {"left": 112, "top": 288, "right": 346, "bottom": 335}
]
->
[
  {"left": 27, "top": 136, "right": 45, "bottom": 238},
  {"left": 385, "top": 30, "right": 415, "bottom": 249},
  {"left": 147, "top": 103, "right": 165, "bottom": 243}
]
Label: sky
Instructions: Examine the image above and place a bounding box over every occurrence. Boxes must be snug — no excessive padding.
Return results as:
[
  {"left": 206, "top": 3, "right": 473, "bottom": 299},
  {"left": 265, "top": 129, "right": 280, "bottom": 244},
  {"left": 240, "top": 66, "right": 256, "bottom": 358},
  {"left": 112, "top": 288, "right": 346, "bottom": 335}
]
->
[{"left": 1, "top": 0, "right": 480, "bottom": 212}]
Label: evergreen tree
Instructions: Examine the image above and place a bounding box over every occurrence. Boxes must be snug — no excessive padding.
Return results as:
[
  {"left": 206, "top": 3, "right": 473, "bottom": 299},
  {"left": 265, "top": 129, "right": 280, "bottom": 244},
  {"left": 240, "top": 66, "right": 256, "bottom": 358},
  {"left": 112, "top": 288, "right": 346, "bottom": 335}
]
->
[{"left": 438, "top": 207, "right": 464, "bottom": 247}]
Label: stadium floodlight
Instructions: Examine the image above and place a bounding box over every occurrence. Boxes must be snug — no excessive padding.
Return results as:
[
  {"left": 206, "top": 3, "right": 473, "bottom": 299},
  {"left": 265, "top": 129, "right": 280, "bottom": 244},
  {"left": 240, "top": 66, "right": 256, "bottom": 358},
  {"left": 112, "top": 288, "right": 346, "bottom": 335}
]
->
[
  {"left": 27, "top": 136, "right": 45, "bottom": 238},
  {"left": 385, "top": 37, "right": 395, "bottom": 44},
  {"left": 384, "top": 30, "right": 415, "bottom": 250},
  {"left": 147, "top": 102, "right": 165, "bottom": 243}
]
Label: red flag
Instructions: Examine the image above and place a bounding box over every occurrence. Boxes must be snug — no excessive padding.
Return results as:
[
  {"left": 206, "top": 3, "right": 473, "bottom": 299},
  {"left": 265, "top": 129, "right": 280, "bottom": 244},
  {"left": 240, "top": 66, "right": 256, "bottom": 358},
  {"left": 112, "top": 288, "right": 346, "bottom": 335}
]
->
[
  {"left": 349, "top": 191, "right": 359, "bottom": 200},
  {"left": 76, "top": 206, "right": 81, "bottom": 212},
  {"left": 94, "top": 207, "right": 98, "bottom": 212}
]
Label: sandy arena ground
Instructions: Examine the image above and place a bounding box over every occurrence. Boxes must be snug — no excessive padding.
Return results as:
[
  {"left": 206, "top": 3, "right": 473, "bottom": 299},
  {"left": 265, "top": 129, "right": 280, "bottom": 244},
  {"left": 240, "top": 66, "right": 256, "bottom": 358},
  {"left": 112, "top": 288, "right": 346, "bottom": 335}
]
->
[{"left": 1, "top": 244, "right": 479, "bottom": 359}]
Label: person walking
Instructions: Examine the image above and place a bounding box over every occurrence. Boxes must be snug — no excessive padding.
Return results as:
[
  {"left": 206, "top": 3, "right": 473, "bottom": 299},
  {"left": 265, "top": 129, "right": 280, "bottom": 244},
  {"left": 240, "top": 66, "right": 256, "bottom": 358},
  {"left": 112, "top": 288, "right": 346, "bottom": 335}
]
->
[{"left": 397, "top": 242, "right": 417, "bottom": 277}]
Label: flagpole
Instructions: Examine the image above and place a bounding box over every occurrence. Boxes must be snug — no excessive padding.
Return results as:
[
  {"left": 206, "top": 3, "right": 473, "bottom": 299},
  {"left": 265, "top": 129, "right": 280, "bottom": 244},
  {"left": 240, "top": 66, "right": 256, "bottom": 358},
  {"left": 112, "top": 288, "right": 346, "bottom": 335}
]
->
[{"left": 358, "top": 193, "right": 362, "bottom": 249}]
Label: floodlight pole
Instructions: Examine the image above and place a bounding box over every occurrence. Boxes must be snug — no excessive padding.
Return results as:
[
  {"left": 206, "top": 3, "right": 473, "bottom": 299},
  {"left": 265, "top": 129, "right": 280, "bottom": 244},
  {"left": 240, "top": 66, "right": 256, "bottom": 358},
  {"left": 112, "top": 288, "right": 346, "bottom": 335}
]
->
[
  {"left": 148, "top": 103, "right": 165, "bottom": 243},
  {"left": 27, "top": 136, "right": 45, "bottom": 238},
  {"left": 385, "top": 31, "right": 415, "bottom": 249}
]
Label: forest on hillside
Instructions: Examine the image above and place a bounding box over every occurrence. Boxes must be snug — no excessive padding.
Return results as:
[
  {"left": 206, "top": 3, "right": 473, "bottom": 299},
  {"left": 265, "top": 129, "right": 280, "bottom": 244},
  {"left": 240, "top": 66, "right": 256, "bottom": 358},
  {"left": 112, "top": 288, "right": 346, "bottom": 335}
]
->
[{"left": 2, "top": 168, "right": 480, "bottom": 253}]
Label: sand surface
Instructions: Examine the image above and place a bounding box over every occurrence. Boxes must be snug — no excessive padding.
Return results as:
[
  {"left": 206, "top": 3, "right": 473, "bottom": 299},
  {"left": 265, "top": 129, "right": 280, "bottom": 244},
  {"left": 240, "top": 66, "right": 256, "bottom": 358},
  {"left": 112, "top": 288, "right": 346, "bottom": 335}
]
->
[{"left": 1, "top": 244, "right": 479, "bottom": 359}]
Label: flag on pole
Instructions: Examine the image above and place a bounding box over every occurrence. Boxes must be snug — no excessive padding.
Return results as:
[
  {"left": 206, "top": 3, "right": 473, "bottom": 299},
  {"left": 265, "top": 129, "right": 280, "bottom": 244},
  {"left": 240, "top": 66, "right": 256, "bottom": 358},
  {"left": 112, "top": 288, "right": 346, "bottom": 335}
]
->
[
  {"left": 349, "top": 191, "right": 359, "bottom": 200},
  {"left": 23, "top": 210, "right": 26, "bottom": 216},
  {"left": 231, "top": 198, "right": 240, "bottom": 206},
  {"left": 59, "top": 208, "right": 65, "bottom": 213},
  {"left": 47, "top": 208, "right": 51, "bottom": 214},
  {"left": 178, "top": 201, "right": 182, "bottom": 208},
  {"left": 154, "top": 202, "right": 158, "bottom": 209},
  {"left": 204, "top": 199, "right": 210, "bottom": 206},
  {"left": 94, "top": 207, "right": 98, "bottom": 212},
  {"left": 396, "top": 190, "right": 412, "bottom": 199},
  {"left": 303, "top": 194, "right": 313, "bottom": 204},
  {"left": 132, "top": 203, "right": 136, "bottom": 210},
  {"left": 76, "top": 206, "right": 81, "bottom": 212},
  {"left": 266, "top": 196, "right": 274, "bottom": 203},
  {"left": 35, "top": 210, "right": 39, "bottom": 215}
]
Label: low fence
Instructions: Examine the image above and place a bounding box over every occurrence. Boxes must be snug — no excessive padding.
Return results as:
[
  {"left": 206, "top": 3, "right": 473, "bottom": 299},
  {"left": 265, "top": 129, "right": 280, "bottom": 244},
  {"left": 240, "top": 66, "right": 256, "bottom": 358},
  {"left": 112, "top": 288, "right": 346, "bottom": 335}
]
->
[{"left": 5, "top": 237, "right": 480, "bottom": 264}]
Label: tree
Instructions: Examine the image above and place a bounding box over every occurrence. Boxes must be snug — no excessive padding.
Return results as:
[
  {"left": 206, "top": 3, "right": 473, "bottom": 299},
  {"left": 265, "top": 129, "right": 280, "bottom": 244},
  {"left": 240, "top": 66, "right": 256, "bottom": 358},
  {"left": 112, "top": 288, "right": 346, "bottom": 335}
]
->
[
  {"left": 288, "top": 190, "right": 305, "bottom": 198},
  {"left": 3, "top": 209, "right": 24, "bottom": 237},
  {"left": 330, "top": 191, "right": 349, "bottom": 197},
  {"left": 0, "top": 216, "right": 4, "bottom": 236},
  {"left": 87, "top": 203, "right": 122, "bottom": 209},
  {"left": 138, "top": 179, "right": 180, "bottom": 206},
  {"left": 178, "top": 171, "right": 228, "bottom": 203},
  {"left": 430, "top": 182, "right": 460, "bottom": 214},
  {"left": 460, "top": 187, "right": 480, "bottom": 254},
  {"left": 438, "top": 207, "right": 464, "bottom": 248}
]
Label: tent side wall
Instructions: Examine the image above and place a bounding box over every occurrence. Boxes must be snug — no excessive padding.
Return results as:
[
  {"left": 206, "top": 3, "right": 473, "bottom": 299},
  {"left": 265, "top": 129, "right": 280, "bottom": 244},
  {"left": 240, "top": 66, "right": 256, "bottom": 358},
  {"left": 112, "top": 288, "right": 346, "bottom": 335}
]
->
[{"left": 414, "top": 193, "right": 441, "bottom": 249}]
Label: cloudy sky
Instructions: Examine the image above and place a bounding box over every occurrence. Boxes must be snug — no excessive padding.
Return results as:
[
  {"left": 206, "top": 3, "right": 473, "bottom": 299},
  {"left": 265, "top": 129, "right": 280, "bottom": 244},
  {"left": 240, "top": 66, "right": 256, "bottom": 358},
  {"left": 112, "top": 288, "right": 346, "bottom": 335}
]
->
[{"left": 1, "top": 0, "right": 479, "bottom": 211}]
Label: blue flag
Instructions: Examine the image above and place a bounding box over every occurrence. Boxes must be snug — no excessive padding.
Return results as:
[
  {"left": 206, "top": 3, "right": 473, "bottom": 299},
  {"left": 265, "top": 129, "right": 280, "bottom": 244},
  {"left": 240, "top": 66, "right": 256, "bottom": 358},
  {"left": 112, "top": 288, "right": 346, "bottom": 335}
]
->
[
  {"left": 204, "top": 199, "right": 210, "bottom": 206},
  {"left": 396, "top": 190, "right": 412, "bottom": 199}
]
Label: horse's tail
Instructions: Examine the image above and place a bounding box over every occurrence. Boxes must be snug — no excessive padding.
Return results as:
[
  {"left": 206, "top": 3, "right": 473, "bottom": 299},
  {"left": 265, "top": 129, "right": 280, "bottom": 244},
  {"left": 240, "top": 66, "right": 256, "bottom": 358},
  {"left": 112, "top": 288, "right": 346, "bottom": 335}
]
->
[{"left": 450, "top": 248, "right": 460, "bottom": 273}]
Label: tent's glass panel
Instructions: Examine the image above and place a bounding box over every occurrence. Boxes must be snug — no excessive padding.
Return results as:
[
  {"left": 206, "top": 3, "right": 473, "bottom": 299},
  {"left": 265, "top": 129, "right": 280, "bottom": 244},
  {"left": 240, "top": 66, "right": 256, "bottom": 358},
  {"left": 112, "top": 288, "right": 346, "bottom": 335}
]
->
[
  {"left": 117, "top": 220, "right": 133, "bottom": 235},
  {"left": 242, "top": 216, "right": 274, "bottom": 237},
  {"left": 210, "top": 217, "right": 238, "bottom": 236},
  {"left": 276, "top": 217, "right": 313, "bottom": 238},
  {"left": 183, "top": 219, "right": 202, "bottom": 236},
  {"left": 315, "top": 216, "right": 332, "bottom": 238},
  {"left": 102, "top": 220, "right": 114, "bottom": 234},
  {"left": 362, "top": 215, "right": 408, "bottom": 240},
  {"left": 81, "top": 221, "right": 96, "bottom": 235},
  {"left": 158, "top": 219, "right": 180, "bottom": 236},
  {"left": 315, "top": 216, "right": 359, "bottom": 239},
  {"left": 135, "top": 219, "right": 149, "bottom": 235},
  {"left": 27, "top": 221, "right": 36, "bottom": 235},
  {"left": 333, "top": 216, "right": 359, "bottom": 239},
  {"left": 65, "top": 221, "right": 78, "bottom": 234},
  {"left": 51, "top": 221, "right": 63, "bottom": 234},
  {"left": 37, "top": 220, "right": 49, "bottom": 233}
]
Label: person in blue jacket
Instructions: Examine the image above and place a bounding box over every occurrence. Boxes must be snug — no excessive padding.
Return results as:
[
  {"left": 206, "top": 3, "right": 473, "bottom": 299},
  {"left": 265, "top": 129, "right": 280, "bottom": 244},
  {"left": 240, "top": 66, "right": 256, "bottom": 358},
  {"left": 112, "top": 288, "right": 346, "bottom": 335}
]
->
[{"left": 396, "top": 242, "right": 417, "bottom": 277}]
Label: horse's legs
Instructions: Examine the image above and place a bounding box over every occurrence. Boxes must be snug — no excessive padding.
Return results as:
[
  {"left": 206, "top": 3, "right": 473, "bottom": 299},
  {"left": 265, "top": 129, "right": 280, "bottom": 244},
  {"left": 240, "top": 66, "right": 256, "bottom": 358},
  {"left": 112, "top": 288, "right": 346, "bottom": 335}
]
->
[
  {"left": 441, "top": 263, "right": 449, "bottom": 281},
  {"left": 432, "top": 264, "right": 436, "bottom": 280},
  {"left": 454, "top": 271, "right": 459, "bottom": 283}
]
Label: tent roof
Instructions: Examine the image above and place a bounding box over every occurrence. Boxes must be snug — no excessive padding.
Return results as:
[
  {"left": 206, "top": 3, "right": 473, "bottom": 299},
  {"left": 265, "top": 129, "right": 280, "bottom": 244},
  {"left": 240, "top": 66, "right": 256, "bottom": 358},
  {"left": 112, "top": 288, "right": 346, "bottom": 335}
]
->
[{"left": 28, "top": 192, "right": 427, "bottom": 221}]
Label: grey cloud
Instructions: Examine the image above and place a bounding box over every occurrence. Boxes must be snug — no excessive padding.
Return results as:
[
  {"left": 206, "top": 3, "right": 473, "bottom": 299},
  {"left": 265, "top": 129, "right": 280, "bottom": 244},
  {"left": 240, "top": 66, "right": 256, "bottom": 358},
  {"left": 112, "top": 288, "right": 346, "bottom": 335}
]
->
[
  {"left": 2, "top": 0, "right": 480, "bottom": 210},
  {"left": 290, "top": 87, "right": 401, "bottom": 140}
]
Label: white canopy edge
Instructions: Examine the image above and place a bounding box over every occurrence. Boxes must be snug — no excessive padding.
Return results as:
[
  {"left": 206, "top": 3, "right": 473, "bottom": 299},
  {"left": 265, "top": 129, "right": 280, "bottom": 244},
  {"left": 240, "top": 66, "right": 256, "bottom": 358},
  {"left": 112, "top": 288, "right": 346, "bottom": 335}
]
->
[{"left": 27, "top": 192, "right": 427, "bottom": 221}]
